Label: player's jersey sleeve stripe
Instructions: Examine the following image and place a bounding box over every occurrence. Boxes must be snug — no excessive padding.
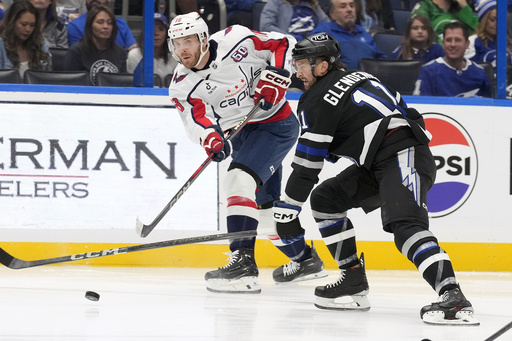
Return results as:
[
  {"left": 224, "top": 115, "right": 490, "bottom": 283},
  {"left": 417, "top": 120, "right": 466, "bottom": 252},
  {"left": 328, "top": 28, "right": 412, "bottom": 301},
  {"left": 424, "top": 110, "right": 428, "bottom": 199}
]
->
[
  {"left": 302, "top": 132, "right": 334, "bottom": 143},
  {"left": 292, "top": 156, "right": 324, "bottom": 169},
  {"left": 249, "top": 37, "right": 289, "bottom": 68},
  {"left": 296, "top": 143, "right": 328, "bottom": 156},
  {"left": 188, "top": 96, "right": 212, "bottom": 128}
]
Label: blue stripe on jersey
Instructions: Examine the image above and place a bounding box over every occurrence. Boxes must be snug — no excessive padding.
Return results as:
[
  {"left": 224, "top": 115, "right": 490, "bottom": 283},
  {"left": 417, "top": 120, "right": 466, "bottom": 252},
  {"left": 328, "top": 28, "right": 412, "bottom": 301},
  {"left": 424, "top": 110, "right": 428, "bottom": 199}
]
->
[{"left": 296, "top": 143, "right": 328, "bottom": 157}]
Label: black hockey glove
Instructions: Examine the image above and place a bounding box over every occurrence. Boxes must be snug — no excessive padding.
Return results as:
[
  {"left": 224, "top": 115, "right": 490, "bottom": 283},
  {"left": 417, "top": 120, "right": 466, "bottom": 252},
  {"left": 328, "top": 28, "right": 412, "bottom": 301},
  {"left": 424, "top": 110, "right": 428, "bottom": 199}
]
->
[
  {"left": 273, "top": 200, "right": 305, "bottom": 244},
  {"left": 325, "top": 153, "right": 340, "bottom": 163}
]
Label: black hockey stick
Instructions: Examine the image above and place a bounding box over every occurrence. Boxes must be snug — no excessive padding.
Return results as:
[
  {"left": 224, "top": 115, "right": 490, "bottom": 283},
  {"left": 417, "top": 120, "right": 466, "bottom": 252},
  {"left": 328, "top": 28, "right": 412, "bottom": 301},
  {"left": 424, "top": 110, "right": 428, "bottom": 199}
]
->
[
  {"left": 484, "top": 321, "right": 512, "bottom": 341},
  {"left": 136, "top": 101, "right": 263, "bottom": 238},
  {"left": 0, "top": 230, "right": 258, "bottom": 270}
]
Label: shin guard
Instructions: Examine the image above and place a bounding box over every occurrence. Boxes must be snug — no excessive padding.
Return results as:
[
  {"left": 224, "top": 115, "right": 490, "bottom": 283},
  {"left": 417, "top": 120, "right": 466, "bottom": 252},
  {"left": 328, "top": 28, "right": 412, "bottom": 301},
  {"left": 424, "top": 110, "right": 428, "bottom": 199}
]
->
[
  {"left": 392, "top": 224, "right": 457, "bottom": 294},
  {"left": 225, "top": 169, "right": 259, "bottom": 250},
  {"left": 316, "top": 214, "right": 359, "bottom": 269}
]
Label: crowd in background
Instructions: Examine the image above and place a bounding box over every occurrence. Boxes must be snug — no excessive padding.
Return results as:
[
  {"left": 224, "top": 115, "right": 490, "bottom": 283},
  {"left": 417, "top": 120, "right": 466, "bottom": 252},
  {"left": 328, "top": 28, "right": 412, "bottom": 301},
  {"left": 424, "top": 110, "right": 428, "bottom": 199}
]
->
[{"left": 0, "top": 0, "right": 510, "bottom": 97}]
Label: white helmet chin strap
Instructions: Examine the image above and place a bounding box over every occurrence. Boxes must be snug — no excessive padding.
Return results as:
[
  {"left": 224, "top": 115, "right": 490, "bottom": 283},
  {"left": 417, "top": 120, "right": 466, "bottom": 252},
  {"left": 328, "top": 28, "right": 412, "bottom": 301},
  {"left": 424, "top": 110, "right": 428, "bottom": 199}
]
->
[{"left": 193, "top": 37, "right": 209, "bottom": 68}]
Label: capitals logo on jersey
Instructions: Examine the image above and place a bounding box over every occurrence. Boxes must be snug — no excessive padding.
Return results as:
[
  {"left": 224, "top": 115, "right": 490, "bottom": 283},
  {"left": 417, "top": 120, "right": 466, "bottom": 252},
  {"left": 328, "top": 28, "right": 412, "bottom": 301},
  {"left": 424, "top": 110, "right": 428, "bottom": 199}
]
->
[{"left": 424, "top": 113, "right": 478, "bottom": 218}]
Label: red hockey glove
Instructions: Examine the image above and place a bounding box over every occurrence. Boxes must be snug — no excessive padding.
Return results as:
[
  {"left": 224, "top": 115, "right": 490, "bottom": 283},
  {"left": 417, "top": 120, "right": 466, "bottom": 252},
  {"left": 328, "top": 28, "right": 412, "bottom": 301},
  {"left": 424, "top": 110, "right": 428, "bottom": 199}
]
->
[
  {"left": 254, "top": 66, "right": 291, "bottom": 110},
  {"left": 201, "top": 125, "right": 232, "bottom": 162}
]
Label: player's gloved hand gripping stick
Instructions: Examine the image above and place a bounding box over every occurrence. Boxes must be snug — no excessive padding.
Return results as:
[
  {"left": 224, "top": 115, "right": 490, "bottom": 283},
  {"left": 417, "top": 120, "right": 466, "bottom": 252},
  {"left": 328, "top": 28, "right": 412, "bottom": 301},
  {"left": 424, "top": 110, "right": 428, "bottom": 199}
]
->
[
  {"left": 254, "top": 66, "right": 291, "bottom": 110},
  {"left": 201, "top": 125, "right": 232, "bottom": 162},
  {"left": 136, "top": 100, "right": 264, "bottom": 238}
]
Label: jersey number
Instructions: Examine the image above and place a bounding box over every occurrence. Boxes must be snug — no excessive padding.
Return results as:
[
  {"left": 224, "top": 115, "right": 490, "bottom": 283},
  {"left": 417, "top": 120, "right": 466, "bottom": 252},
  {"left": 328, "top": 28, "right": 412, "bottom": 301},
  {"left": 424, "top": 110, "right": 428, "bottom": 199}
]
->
[
  {"left": 298, "top": 109, "right": 309, "bottom": 130},
  {"left": 171, "top": 98, "right": 185, "bottom": 112},
  {"left": 352, "top": 80, "right": 403, "bottom": 117}
]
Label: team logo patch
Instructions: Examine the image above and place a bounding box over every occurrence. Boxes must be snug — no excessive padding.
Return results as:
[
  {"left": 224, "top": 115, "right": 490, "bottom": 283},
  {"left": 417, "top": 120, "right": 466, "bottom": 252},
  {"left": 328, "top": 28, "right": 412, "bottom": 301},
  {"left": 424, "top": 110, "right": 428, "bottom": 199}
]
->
[
  {"left": 424, "top": 113, "right": 478, "bottom": 218},
  {"left": 90, "top": 59, "right": 119, "bottom": 85},
  {"left": 231, "top": 46, "right": 249, "bottom": 63}
]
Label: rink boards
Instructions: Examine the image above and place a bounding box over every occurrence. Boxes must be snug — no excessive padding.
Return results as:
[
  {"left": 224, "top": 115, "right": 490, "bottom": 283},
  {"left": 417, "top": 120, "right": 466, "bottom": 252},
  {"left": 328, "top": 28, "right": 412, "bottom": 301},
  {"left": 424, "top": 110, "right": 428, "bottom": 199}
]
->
[{"left": 0, "top": 89, "right": 511, "bottom": 271}]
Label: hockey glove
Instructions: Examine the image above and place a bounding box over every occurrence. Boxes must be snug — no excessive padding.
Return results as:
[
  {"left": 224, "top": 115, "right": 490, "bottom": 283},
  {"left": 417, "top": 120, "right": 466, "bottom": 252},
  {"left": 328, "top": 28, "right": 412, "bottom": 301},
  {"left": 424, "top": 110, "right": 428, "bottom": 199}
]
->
[
  {"left": 254, "top": 66, "right": 291, "bottom": 110},
  {"left": 325, "top": 153, "right": 340, "bottom": 164},
  {"left": 273, "top": 200, "right": 304, "bottom": 244},
  {"left": 201, "top": 125, "right": 232, "bottom": 162}
]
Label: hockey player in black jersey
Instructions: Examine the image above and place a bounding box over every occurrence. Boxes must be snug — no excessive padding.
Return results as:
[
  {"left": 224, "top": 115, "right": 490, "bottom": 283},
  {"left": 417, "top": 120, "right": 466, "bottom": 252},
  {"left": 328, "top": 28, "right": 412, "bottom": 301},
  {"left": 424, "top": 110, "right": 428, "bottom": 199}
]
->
[{"left": 271, "top": 32, "right": 479, "bottom": 325}]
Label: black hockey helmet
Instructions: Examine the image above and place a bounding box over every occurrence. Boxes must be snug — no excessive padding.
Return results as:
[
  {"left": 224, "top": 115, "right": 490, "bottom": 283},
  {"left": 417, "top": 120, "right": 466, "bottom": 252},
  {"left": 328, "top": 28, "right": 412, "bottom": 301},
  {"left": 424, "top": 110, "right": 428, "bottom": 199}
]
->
[{"left": 292, "top": 33, "right": 341, "bottom": 70}]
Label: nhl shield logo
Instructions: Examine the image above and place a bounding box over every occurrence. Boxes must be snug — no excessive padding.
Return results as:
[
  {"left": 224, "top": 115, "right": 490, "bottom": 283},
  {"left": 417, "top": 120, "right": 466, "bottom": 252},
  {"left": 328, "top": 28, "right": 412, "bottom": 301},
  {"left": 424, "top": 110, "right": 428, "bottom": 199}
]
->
[{"left": 424, "top": 113, "right": 478, "bottom": 218}]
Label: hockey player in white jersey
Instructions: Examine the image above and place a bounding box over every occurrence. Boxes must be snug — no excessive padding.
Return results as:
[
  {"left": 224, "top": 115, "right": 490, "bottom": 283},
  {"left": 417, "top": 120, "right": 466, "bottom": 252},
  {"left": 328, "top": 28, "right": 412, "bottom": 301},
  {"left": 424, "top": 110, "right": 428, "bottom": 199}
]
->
[{"left": 167, "top": 12, "right": 327, "bottom": 293}]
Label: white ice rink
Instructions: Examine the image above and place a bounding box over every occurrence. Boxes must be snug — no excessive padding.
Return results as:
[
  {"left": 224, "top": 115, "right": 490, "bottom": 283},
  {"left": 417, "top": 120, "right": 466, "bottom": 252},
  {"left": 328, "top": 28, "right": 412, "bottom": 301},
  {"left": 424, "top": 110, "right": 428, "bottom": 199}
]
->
[{"left": 0, "top": 266, "right": 510, "bottom": 341}]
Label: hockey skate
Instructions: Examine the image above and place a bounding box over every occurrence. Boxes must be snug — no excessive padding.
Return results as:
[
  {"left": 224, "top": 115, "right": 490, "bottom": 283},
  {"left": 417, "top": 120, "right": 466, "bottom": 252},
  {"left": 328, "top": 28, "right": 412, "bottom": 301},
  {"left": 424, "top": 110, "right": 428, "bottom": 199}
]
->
[
  {"left": 421, "top": 285, "right": 480, "bottom": 325},
  {"left": 273, "top": 242, "right": 328, "bottom": 283},
  {"left": 314, "top": 253, "right": 370, "bottom": 311},
  {"left": 205, "top": 248, "right": 261, "bottom": 294}
]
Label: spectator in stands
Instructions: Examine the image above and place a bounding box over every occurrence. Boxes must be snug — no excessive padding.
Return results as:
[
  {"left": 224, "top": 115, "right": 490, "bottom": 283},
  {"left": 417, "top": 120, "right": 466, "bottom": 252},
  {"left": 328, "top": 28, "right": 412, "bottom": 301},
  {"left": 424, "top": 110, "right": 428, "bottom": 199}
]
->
[
  {"left": 0, "top": 0, "right": 5, "bottom": 20},
  {"left": 55, "top": 0, "right": 86, "bottom": 25},
  {"left": 65, "top": 4, "right": 126, "bottom": 85},
  {"left": 312, "top": 0, "right": 387, "bottom": 69},
  {"left": 260, "top": 0, "right": 329, "bottom": 40},
  {"left": 29, "top": 0, "right": 68, "bottom": 47},
  {"left": 67, "top": 0, "right": 137, "bottom": 50},
  {"left": 125, "top": 0, "right": 197, "bottom": 20},
  {"left": 466, "top": 0, "right": 511, "bottom": 69},
  {"left": 0, "top": 0, "right": 51, "bottom": 77},
  {"left": 127, "top": 12, "right": 177, "bottom": 87},
  {"left": 393, "top": 14, "right": 444, "bottom": 63},
  {"left": 224, "top": 0, "right": 258, "bottom": 28},
  {"left": 176, "top": 0, "right": 197, "bottom": 13},
  {"left": 358, "top": 0, "right": 396, "bottom": 35},
  {"left": 413, "top": 20, "right": 491, "bottom": 97},
  {"left": 411, "top": 0, "right": 478, "bottom": 40}
]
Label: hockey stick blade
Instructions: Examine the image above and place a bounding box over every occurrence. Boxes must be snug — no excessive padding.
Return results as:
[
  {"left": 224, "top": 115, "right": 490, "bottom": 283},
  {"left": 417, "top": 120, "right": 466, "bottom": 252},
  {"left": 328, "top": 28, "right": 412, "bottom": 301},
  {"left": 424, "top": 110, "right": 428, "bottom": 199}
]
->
[
  {"left": 0, "top": 230, "right": 258, "bottom": 270},
  {"left": 136, "top": 101, "right": 263, "bottom": 238}
]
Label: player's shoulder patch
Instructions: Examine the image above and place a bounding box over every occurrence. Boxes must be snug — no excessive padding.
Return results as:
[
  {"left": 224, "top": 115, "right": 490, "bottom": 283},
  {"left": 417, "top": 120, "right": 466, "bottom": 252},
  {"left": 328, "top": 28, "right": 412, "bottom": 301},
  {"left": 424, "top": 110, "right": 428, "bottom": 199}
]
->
[
  {"left": 223, "top": 26, "right": 233, "bottom": 35},
  {"left": 174, "top": 74, "right": 187, "bottom": 83}
]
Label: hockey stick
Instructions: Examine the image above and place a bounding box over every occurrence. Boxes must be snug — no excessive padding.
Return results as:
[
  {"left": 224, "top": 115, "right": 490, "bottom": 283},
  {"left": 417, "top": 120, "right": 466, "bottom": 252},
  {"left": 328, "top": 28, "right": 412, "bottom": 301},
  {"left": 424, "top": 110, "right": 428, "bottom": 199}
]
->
[
  {"left": 0, "top": 230, "right": 258, "bottom": 270},
  {"left": 136, "top": 100, "right": 263, "bottom": 238},
  {"left": 484, "top": 321, "right": 512, "bottom": 341}
]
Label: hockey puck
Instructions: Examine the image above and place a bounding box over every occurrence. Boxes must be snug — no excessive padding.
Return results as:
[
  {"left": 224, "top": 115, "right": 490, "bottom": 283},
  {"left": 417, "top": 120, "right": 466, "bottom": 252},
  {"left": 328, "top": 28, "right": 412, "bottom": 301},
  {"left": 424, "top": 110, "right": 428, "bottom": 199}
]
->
[{"left": 85, "top": 291, "right": 100, "bottom": 301}]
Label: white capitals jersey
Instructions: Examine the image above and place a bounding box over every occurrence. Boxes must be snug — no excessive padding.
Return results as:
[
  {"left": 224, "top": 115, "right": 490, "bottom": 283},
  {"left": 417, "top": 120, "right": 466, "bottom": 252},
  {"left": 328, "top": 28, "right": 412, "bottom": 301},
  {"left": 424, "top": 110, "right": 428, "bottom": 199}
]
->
[{"left": 168, "top": 25, "right": 296, "bottom": 145}]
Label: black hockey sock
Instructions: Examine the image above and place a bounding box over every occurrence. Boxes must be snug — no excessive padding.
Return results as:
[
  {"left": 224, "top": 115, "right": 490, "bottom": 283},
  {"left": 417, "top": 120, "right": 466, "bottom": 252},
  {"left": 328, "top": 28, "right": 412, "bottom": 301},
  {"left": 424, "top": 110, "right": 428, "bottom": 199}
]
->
[
  {"left": 227, "top": 215, "right": 258, "bottom": 250},
  {"left": 318, "top": 217, "right": 357, "bottom": 268},
  {"left": 439, "top": 283, "right": 459, "bottom": 295},
  {"left": 275, "top": 238, "right": 309, "bottom": 261}
]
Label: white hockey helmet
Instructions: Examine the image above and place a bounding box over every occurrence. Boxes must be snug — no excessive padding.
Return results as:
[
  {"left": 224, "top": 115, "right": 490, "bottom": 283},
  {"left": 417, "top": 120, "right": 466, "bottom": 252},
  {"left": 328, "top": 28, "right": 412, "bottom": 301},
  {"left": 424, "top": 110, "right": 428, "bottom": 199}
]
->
[{"left": 168, "top": 12, "right": 210, "bottom": 67}]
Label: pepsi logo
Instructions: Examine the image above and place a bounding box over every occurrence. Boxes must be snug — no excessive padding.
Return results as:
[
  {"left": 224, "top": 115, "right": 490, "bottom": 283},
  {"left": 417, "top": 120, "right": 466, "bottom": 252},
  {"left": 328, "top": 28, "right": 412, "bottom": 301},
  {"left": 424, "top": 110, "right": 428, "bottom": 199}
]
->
[{"left": 424, "top": 113, "right": 478, "bottom": 218}]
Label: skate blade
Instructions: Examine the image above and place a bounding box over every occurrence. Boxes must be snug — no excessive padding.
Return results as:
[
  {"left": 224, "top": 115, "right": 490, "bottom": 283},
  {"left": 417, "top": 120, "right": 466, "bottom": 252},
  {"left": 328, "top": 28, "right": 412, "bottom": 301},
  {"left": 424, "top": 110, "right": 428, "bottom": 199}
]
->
[
  {"left": 422, "top": 310, "right": 480, "bottom": 326},
  {"left": 206, "top": 276, "right": 261, "bottom": 294},
  {"left": 275, "top": 269, "right": 329, "bottom": 284},
  {"left": 314, "top": 291, "right": 371, "bottom": 311}
]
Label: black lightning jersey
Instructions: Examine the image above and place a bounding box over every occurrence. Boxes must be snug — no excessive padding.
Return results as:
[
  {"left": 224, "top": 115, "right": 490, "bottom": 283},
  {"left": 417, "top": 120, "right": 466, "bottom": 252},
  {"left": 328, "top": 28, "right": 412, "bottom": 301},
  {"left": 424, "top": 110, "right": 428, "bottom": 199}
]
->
[{"left": 286, "top": 69, "right": 432, "bottom": 204}]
